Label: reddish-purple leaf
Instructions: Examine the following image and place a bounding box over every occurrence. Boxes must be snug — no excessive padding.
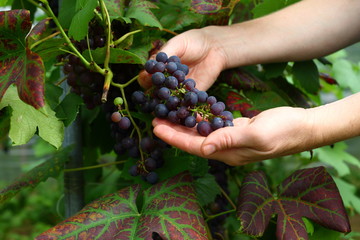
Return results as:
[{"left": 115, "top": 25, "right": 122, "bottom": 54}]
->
[
  {"left": 0, "top": 10, "right": 45, "bottom": 109},
  {"left": 191, "top": 0, "right": 223, "bottom": 14},
  {"left": 27, "top": 18, "right": 51, "bottom": 47},
  {"left": 226, "top": 91, "right": 261, "bottom": 118},
  {"left": 236, "top": 167, "right": 351, "bottom": 240},
  {"left": 275, "top": 166, "right": 351, "bottom": 240},
  {"left": 237, "top": 171, "right": 275, "bottom": 237},
  {"left": 36, "top": 172, "right": 208, "bottom": 240}
]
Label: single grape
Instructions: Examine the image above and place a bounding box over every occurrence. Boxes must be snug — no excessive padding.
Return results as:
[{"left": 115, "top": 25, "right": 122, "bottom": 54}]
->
[
  {"left": 210, "top": 102, "right": 225, "bottom": 115},
  {"left": 145, "top": 157, "right": 157, "bottom": 171},
  {"left": 157, "top": 87, "right": 171, "bottom": 100},
  {"left": 140, "top": 136, "right": 155, "bottom": 153},
  {"left": 183, "top": 78, "right": 196, "bottom": 90},
  {"left": 224, "top": 120, "right": 234, "bottom": 127},
  {"left": 165, "top": 76, "right": 178, "bottom": 90},
  {"left": 221, "top": 111, "right": 234, "bottom": 121},
  {"left": 154, "top": 104, "right": 169, "bottom": 118},
  {"left": 167, "top": 110, "right": 179, "bottom": 123},
  {"left": 166, "top": 96, "right": 180, "bottom": 110},
  {"left": 114, "top": 142, "right": 125, "bottom": 155},
  {"left": 146, "top": 172, "right": 159, "bottom": 184},
  {"left": 172, "top": 70, "right": 185, "bottom": 82},
  {"left": 131, "top": 91, "right": 147, "bottom": 104},
  {"left": 113, "top": 97, "right": 124, "bottom": 106},
  {"left": 145, "top": 59, "right": 157, "bottom": 74},
  {"left": 165, "top": 62, "right": 177, "bottom": 74},
  {"left": 167, "top": 55, "right": 181, "bottom": 63},
  {"left": 176, "top": 106, "right": 190, "bottom": 119},
  {"left": 211, "top": 117, "right": 225, "bottom": 130},
  {"left": 197, "top": 91, "right": 208, "bottom": 103},
  {"left": 184, "top": 115, "right": 197, "bottom": 128},
  {"left": 63, "top": 63, "right": 73, "bottom": 74},
  {"left": 129, "top": 165, "right": 139, "bottom": 176},
  {"left": 197, "top": 121, "right": 213, "bottom": 136},
  {"left": 153, "top": 62, "right": 166, "bottom": 72},
  {"left": 176, "top": 63, "right": 189, "bottom": 75},
  {"left": 68, "top": 55, "right": 80, "bottom": 65},
  {"left": 150, "top": 148, "right": 163, "bottom": 161},
  {"left": 121, "top": 136, "right": 135, "bottom": 149},
  {"left": 184, "top": 91, "right": 198, "bottom": 106},
  {"left": 207, "top": 96, "right": 217, "bottom": 105},
  {"left": 111, "top": 111, "right": 122, "bottom": 123},
  {"left": 118, "top": 116, "right": 131, "bottom": 129},
  {"left": 128, "top": 146, "right": 140, "bottom": 158},
  {"left": 156, "top": 52, "right": 168, "bottom": 63},
  {"left": 152, "top": 72, "right": 166, "bottom": 86},
  {"left": 94, "top": 36, "right": 105, "bottom": 48},
  {"left": 67, "top": 72, "right": 78, "bottom": 87},
  {"left": 218, "top": 101, "right": 226, "bottom": 110}
]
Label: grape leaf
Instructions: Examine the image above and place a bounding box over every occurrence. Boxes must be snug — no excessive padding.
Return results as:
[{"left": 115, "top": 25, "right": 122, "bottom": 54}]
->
[
  {"left": 0, "top": 146, "right": 72, "bottom": 204},
  {"left": 191, "top": 0, "right": 223, "bottom": 15},
  {"left": 195, "top": 173, "right": 221, "bottom": 206},
  {"left": 252, "top": 0, "right": 299, "bottom": 18},
  {"left": 68, "top": 0, "right": 98, "bottom": 41},
  {"left": 0, "top": 85, "right": 64, "bottom": 149},
  {"left": 27, "top": 18, "right": 51, "bottom": 48},
  {"left": 82, "top": 47, "right": 145, "bottom": 64},
  {"left": 125, "top": 0, "right": 162, "bottom": 29},
  {"left": 58, "top": 0, "right": 77, "bottom": 28},
  {"left": 237, "top": 167, "right": 351, "bottom": 239},
  {"left": 292, "top": 60, "right": 320, "bottom": 94},
  {"left": 36, "top": 172, "right": 208, "bottom": 240},
  {"left": 105, "top": 0, "right": 125, "bottom": 19},
  {"left": 0, "top": 9, "right": 46, "bottom": 109},
  {"left": 333, "top": 177, "right": 360, "bottom": 214},
  {"left": 55, "top": 92, "right": 83, "bottom": 127}
]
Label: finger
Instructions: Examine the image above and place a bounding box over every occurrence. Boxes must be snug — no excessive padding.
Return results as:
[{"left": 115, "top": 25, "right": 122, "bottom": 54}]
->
[{"left": 152, "top": 118, "right": 206, "bottom": 157}]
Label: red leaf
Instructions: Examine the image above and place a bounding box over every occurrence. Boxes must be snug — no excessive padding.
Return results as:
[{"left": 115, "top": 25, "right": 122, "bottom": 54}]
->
[
  {"left": 0, "top": 10, "right": 45, "bottom": 109},
  {"left": 27, "top": 18, "right": 51, "bottom": 47},
  {"left": 191, "top": 0, "right": 223, "bottom": 14},
  {"left": 225, "top": 91, "right": 261, "bottom": 118}
]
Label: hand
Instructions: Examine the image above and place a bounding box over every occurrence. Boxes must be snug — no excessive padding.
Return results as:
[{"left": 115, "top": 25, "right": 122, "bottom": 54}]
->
[
  {"left": 138, "top": 26, "right": 227, "bottom": 91},
  {"left": 152, "top": 107, "right": 316, "bottom": 166}
]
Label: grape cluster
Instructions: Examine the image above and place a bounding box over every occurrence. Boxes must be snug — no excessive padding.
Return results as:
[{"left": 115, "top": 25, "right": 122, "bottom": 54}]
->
[{"left": 133, "top": 52, "right": 234, "bottom": 136}]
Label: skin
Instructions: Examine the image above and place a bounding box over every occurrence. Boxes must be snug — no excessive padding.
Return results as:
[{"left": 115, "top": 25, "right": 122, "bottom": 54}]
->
[{"left": 143, "top": 0, "right": 360, "bottom": 166}]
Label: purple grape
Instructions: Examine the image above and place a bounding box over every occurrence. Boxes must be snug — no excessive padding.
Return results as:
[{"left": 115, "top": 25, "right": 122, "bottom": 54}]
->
[
  {"left": 167, "top": 110, "right": 179, "bottom": 123},
  {"left": 210, "top": 102, "right": 225, "bottom": 115},
  {"left": 184, "top": 115, "right": 197, "bottom": 128},
  {"left": 152, "top": 72, "right": 165, "bottom": 86},
  {"left": 183, "top": 78, "right": 196, "bottom": 90},
  {"left": 184, "top": 91, "right": 198, "bottom": 106},
  {"left": 156, "top": 52, "right": 168, "bottom": 63},
  {"left": 131, "top": 91, "right": 147, "bottom": 104},
  {"left": 153, "top": 62, "right": 166, "bottom": 72},
  {"left": 63, "top": 63, "right": 73, "bottom": 74},
  {"left": 167, "top": 55, "right": 181, "bottom": 63},
  {"left": 121, "top": 137, "right": 135, "bottom": 149},
  {"left": 211, "top": 117, "right": 224, "bottom": 130},
  {"left": 207, "top": 96, "right": 217, "bottom": 105},
  {"left": 165, "top": 76, "right": 178, "bottom": 90},
  {"left": 114, "top": 142, "right": 125, "bottom": 154},
  {"left": 224, "top": 120, "right": 234, "bottom": 127},
  {"left": 173, "top": 70, "right": 185, "bottom": 82},
  {"left": 176, "top": 63, "right": 189, "bottom": 75},
  {"left": 197, "top": 121, "right": 213, "bottom": 136},
  {"left": 157, "top": 87, "right": 171, "bottom": 100},
  {"left": 128, "top": 146, "right": 140, "bottom": 158},
  {"left": 197, "top": 91, "right": 208, "bottom": 103},
  {"left": 176, "top": 106, "right": 190, "bottom": 119},
  {"left": 145, "top": 59, "right": 157, "bottom": 74},
  {"left": 166, "top": 96, "right": 180, "bottom": 110},
  {"left": 165, "top": 62, "right": 177, "bottom": 74},
  {"left": 145, "top": 157, "right": 157, "bottom": 171},
  {"left": 146, "top": 172, "right": 159, "bottom": 184},
  {"left": 118, "top": 116, "right": 131, "bottom": 129},
  {"left": 154, "top": 104, "right": 169, "bottom": 118},
  {"left": 140, "top": 136, "right": 155, "bottom": 153},
  {"left": 129, "top": 165, "right": 139, "bottom": 176},
  {"left": 221, "top": 111, "right": 233, "bottom": 121}
]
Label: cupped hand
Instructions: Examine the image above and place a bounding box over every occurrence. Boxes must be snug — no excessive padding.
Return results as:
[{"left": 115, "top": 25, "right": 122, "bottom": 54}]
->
[
  {"left": 138, "top": 26, "right": 227, "bottom": 91},
  {"left": 152, "top": 107, "right": 316, "bottom": 166}
]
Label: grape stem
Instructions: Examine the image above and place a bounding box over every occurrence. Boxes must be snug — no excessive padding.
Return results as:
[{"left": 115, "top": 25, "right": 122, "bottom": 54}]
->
[
  {"left": 113, "top": 29, "right": 142, "bottom": 46},
  {"left": 29, "top": 30, "right": 61, "bottom": 50},
  {"left": 64, "top": 160, "right": 126, "bottom": 172}
]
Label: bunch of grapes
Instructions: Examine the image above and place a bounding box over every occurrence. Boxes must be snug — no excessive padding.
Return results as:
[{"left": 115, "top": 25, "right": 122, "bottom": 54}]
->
[{"left": 133, "top": 52, "right": 234, "bottom": 136}]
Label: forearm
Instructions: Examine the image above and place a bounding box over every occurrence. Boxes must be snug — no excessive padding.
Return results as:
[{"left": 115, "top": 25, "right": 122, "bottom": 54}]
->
[
  {"left": 308, "top": 92, "right": 360, "bottom": 148},
  {"left": 208, "top": 0, "right": 360, "bottom": 69}
]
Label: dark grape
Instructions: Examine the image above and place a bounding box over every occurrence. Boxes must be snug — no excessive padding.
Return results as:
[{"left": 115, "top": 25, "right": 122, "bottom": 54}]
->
[
  {"left": 114, "top": 142, "right": 125, "bottom": 155},
  {"left": 140, "top": 136, "right": 155, "bottom": 153},
  {"left": 183, "top": 78, "right": 196, "bottom": 90},
  {"left": 165, "top": 61, "right": 177, "bottom": 74},
  {"left": 165, "top": 76, "right": 178, "bottom": 90},
  {"left": 156, "top": 52, "right": 168, "bottom": 63},
  {"left": 167, "top": 110, "right": 179, "bottom": 123},
  {"left": 118, "top": 117, "right": 131, "bottom": 129},
  {"left": 197, "top": 121, "right": 213, "bottom": 136},
  {"left": 207, "top": 96, "right": 217, "bottom": 105},
  {"left": 172, "top": 70, "right": 185, "bottom": 82},
  {"left": 211, "top": 117, "right": 224, "bottom": 130},
  {"left": 145, "top": 59, "right": 157, "bottom": 74},
  {"left": 157, "top": 87, "right": 171, "bottom": 100},
  {"left": 166, "top": 96, "right": 180, "bottom": 110},
  {"left": 68, "top": 55, "right": 80, "bottom": 65},
  {"left": 154, "top": 104, "right": 169, "bottom": 118},
  {"left": 184, "top": 115, "right": 197, "bottom": 128},
  {"left": 224, "top": 120, "right": 234, "bottom": 127},
  {"left": 153, "top": 62, "right": 166, "bottom": 72},
  {"left": 176, "top": 63, "right": 189, "bottom": 75},
  {"left": 128, "top": 146, "right": 140, "bottom": 158},
  {"left": 176, "top": 106, "right": 190, "bottom": 119},
  {"left": 197, "top": 91, "right": 208, "bottom": 103},
  {"left": 221, "top": 111, "right": 234, "bottom": 121},
  {"left": 145, "top": 157, "right": 157, "bottom": 171},
  {"left": 152, "top": 72, "right": 166, "bottom": 86},
  {"left": 210, "top": 102, "right": 225, "bottom": 115},
  {"left": 129, "top": 165, "right": 139, "bottom": 176},
  {"left": 167, "top": 55, "right": 181, "bottom": 63},
  {"left": 146, "top": 172, "right": 159, "bottom": 184},
  {"left": 63, "top": 63, "right": 73, "bottom": 74},
  {"left": 184, "top": 91, "right": 198, "bottom": 106},
  {"left": 132, "top": 91, "right": 147, "bottom": 104}
]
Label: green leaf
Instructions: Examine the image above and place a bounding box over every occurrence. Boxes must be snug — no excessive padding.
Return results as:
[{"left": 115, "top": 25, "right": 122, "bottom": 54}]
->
[
  {"left": 68, "top": 0, "right": 98, "bottom": 41},
  {"left": 315, "top": 143, "right": 360, "bottom": 177},
  {"left": 105, "top": 0, "right": 125, "bottom": 19},
  {"left": 36, "top": 172, "right": 208, "bottom": 239},
  {"left": 333, "top": 177, "right": 360, "bottom": 214},
  {"left": 331, "top": 59, "right": 360, "bottom": 93},
  {"left": 0, "top": 146, "right": 72, "bottom": 204},
  {"left": 82, "top": 47, "right": 145, "bottom": 64},
  {"left": 263, "top": 62, "right": 288, "bottom": 78},
  {"left": 0, "top": 10, "right": 46, "bottom": 109},
  {"left": 58, "top": 0, "right": 77, "bottom": 29},
  {"left": 245, "top": 90, "right": 289, "bottom": 110},
  {"left": 55, "top": 92, "right": 83, "bottom": 127},
  {"left": 125, "top": 0, "right": 162, "bottom": 29},
  {"left": 195, "top": 173, "right": 221, "bottom": 206},
  {"left": 190, "top": 0, "right": 223, "bottom": 15},
  {"left": 252, "top": 0, "right": 299, "bottom": 18},
  {"left": 0, "top": 106, "right": 11, "bottom": 142},
  {"left": 0, "top": 85, "right": 64, "bottom": 149},
  {"left": 292, "top": 60, "right": 320, "bottom": 94}
]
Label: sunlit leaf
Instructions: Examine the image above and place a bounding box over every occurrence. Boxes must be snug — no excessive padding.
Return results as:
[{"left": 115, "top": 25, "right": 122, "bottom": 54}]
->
[
  {"left": 82, "top": 47, "right": 145, "bottom": 64},
  {"left": 105, "top": 0, "right": 125, "bottom": 19},
  {"left": 292, "top": 60, "right": 320, "bottom": 94},
  {"left": 0, "top": 146, "right": 72, "bottom": 204},
  {"left": 36, "top": 172, "right": 208, "bottom": 239},
  {"left": 125, "top": 0, "right": 162, "bottom": 29}
]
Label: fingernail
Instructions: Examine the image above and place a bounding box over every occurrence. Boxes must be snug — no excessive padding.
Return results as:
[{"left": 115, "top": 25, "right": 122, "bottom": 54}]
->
[{"left": 203, "top": 145, "right": 216, "bottom": 156}]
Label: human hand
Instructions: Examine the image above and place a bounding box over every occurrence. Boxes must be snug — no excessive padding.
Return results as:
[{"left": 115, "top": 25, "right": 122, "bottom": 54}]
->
[
  {"left": 138, "top": 26, "right": 227, "bottom": 91},
  {"left": 152, "top": 107, "right": 316, "bottom": 166}
]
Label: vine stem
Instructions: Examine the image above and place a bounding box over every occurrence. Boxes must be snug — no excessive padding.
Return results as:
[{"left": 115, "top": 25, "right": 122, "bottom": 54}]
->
[
  {"left": 113, "top": 29, "right": 142, "bottom": 46},
  {"left": 64, "top": 160, "right": 126, "bottom": 172},
  {"left": 30, "top": 30, "right": 61, "bottom": 49}
]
